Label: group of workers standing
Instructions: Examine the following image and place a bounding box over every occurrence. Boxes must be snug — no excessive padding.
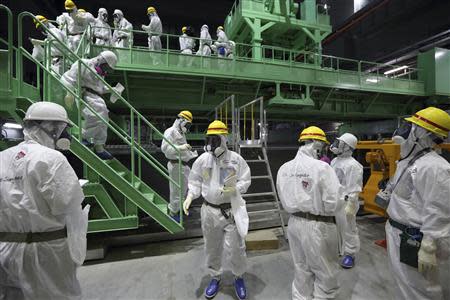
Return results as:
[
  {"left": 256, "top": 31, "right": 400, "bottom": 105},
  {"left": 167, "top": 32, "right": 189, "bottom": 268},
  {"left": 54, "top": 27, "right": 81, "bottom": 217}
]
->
[
  {"left": 0, "top": 85, "right": 450, "bottom": 300},
  {"left": 157, "top": 105, "right": 450, "bottom": 300},
  {"left": 31, "top": 0, "right": 235, "bottom": 67}
]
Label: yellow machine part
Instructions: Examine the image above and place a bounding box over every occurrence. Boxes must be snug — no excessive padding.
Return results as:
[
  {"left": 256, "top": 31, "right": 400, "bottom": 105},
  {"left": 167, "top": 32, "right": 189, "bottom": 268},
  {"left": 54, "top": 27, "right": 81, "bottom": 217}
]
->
[{"left": 357, "top": 141, "right": 450, "bottom": 217}]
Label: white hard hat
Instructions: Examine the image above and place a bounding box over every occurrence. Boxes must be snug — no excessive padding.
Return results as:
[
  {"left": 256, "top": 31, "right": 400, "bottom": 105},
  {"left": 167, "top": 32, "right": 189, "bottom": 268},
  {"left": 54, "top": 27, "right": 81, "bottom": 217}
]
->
[
  {"left": 99, "top": 8, "right": 107, "bottom": 14},
  {"left": 202, "top": 24, "right": 209, "bottom": 30},
  {"left": 99, "top": 50, "right": 117, "bottom": 68},
  {"left": 24, "top": 102, "right": 70, "bottom": 123},
  {"left": 338, "top": 133, "right": 358, "bottom": 149}
]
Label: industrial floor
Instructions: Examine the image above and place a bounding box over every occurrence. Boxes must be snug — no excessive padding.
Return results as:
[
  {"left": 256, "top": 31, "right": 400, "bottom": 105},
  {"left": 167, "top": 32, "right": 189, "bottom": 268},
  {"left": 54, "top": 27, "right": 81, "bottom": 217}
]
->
[{"left": 78, "top": 216, "right": 395, "bottom": 300}]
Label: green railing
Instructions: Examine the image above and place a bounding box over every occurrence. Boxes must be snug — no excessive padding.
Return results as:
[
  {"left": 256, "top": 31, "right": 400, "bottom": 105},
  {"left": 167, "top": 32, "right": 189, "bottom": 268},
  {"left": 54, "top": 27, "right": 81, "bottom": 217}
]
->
[
  {"left": 0, "top": 5, "right": 13, "bottom": 92},
  {"left": 16, "top": 12, "right": 186, "bottom": 224},
  {"left": 85, "top": 25, "right": 423, "bottom": 90}
]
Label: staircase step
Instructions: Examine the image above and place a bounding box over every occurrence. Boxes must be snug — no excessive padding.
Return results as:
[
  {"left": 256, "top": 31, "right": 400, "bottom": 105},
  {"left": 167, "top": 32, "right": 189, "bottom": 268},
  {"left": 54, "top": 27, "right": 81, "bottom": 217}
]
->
[
  {"left": 251, "top": 175, "right": 271, "bottom": 180},
  {"left": 155, "top": 203, "right": 168, "bottom": 212},
  {"left": 133, "top": 181, "right": 141, "bottom": 190},
  {"left": 242, "top": 192, "right": 275, "bottom": 197},
  {"left": 142, "top": 193, "right": 154, "bottom": 202},
  {"left": 117, "top": 171, "right": 127, "bottom": 177}
]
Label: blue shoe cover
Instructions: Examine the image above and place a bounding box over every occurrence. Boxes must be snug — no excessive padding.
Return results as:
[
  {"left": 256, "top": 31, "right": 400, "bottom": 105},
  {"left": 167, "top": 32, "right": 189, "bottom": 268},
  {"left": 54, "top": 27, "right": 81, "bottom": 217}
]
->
[
  {"left": 82, "top": 139, "right": 94, "bottom": 147},
  {"left": 95, "top": 150, "right": 114, "bottom": 160},
  {"left": 205, "top": 278, "right": 220, "bottom": 299},
  {"left": 341, "top": 255, "right": 355, "bottom": 269},
  {"left": 170, "top": 214, "right": 180, "bottom": 223},
  {"left": 234, "top": 277, "right": 247, "bottom": 300}
]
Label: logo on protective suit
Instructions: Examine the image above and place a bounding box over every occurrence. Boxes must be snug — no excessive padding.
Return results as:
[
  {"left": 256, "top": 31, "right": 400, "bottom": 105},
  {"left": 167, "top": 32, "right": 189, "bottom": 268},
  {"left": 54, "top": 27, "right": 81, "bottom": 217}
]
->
[
  {"left": 15, "top": 151, "right": 26, "bottom": 160},
  {"left": 301, "top": 178, "right": 313, "bottom": 192}
]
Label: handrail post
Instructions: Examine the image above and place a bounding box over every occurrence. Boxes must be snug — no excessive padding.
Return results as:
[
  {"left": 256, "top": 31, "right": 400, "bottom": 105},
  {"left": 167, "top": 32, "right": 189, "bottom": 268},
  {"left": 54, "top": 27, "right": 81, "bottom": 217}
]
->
[
  {"left": 131, "top": 109, "right": 135, "bottom": 186},
  {"left": 0, "top": 5, "right": 13, "bottom": 91}
]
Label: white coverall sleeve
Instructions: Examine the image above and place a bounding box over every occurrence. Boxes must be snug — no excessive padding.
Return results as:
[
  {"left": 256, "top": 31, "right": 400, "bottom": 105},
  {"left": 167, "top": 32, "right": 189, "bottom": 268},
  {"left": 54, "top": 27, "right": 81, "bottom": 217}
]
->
[
  {"left": 187, "top": 156, "right": 204, "bottom": 200},
  {"left": 161, "top": 129, "right": 181, "bottom": 158},
  {"left": 236, "top": 156, "right": 251, "bottom": 194},
  {"left": 31, "top": 152, "right": 84, "bottom": 215},
  {"left": 346, "top": 164, "right": 363, "bottom": 201},
  {"left": 419, "top": 164, "right": 450, "bottom": 240},
  {"left": 119, "top": 21, "right": 132, "bottom": 39},
  {"left": 61, "top": 61, "right": 79, "bottom": 89},
  {"left": 320, "top": 165, "right": 342, "bottom": 214}
]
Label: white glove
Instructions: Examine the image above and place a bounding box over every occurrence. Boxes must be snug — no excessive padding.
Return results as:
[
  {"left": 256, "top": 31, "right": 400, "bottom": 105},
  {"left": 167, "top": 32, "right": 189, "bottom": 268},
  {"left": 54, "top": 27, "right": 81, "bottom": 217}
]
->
[
  {"left": 183, "top": 194, "right": 193, "bottom": 216},
  {"left": 64, "top": 93, "right": 75, "bottom": 110},
  {"left": 344, "top": 200, "right": 358, "bottom": 216},
  {"left": 177, "top": 144, "right": 191, "bottom": 151},
  {"left": 418, "top": 237, "right": 437, "bottom": 273},
  {"left": 220, "top": 186, "right": 236, "bottom": 197}
]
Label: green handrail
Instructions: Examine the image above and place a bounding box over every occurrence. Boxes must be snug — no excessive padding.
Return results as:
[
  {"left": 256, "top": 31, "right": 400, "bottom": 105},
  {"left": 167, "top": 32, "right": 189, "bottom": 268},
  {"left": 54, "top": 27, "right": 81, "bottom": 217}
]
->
[
  {"left": 0, "top": 5, "right": 12, "bottom": 91},
  {"left": 17, "top": 11, "right": 185, "bottom": 223}
]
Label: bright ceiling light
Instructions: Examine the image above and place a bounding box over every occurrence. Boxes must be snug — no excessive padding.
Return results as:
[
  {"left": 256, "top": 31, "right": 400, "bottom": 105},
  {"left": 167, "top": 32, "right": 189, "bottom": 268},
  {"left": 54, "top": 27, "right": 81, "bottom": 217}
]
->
[
  {"left": 366, "top": 78, "right": 378, "bottom": 83},
  {"left": 384, "top": 65, "right": 408, "bottom": 75},
  {"left": 3, "top": 123, "right": 23, "bottom": 129}
]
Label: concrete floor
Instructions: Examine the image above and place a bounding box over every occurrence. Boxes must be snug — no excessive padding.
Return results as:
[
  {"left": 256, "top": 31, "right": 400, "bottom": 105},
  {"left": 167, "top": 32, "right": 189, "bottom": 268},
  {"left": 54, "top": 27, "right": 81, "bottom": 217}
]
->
[{"left": 79, "top": 216, "right": 395, "bottom": 300}]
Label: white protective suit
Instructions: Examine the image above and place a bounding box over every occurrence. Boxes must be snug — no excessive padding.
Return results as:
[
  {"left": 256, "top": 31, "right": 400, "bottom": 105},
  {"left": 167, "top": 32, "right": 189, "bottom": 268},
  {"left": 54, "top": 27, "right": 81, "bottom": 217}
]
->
[
  {"left": 277, "top": 145, "right": 343, "bottom": 300},
  {"left": 197, "top": 25, "right": 212, "bottom": 56},
  {"left": 61, "top": 57, "right": 110, "bottom": 145},
  {"left": 32, "top": 23, "right": 67, "bottom": 75},
  {"left": 331, "top": 154, "right": 363, "bottom": 256},
  {"left": 188, "top": 150, "right": 251, "bottom": 278},
  {"left": 216, "top": 29, "right": 229, "bottom": 58},
  {"left": 142, "top": 13, "right": 162, "bottom": 51},
  {"left": 59, "top": 10, "right": 95, "bottom": 52},
  {"left": 386, "top": 141, "right": 450, "bottom": 300},
  {"left": 112, "top": 10, "right": 133, "bottom": 48},
  {"left": 0, "top": 129, "right": 87, "bottom": 299},
  {"left": 93, "top": 9, "right": 111, "bottom": 46},
  {"left": 161, "top": 119, "right": 197, "bottom": 214},
  {"left": 178, "top": 33, "right": 195, "bottom": 67}
]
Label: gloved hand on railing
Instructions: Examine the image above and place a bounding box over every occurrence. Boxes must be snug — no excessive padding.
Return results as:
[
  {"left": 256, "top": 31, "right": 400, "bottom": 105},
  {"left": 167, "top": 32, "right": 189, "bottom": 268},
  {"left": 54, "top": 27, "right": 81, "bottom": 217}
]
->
[
  {"left": 64, "top": 93, "right": 75, "bottom": 110},
  {"left": 183, "top": 194, "right": 193, "bottom": 216},
  {"left": 418, "top": 237, "right": 437, "bottom": 273},
  {"left": 177, "top": 144, "right": 192, "bottom": 151}
]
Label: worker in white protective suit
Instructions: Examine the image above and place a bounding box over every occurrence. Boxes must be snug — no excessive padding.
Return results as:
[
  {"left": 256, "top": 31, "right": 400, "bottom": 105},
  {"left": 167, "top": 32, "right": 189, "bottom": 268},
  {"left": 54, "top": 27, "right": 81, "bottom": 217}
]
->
[
  {"left": 385, "top": 106, "right": 450, "bottom": 300},
  {"left": 0, "top": 102, "right": 89, "bottom": 300},
  {"left": 92, "top": 8, "right": 112, "bottom": 46},
  {"left": 61, "top": 50, "right": 121, "bottom": 160},
  {"left": 58, "top": 0, "right": 95, "bottom": 52},
  {"left": 277, "top": 126, "right": 343, "bottom": 300},
  {"left": 112, "top": 9, "right": 133, "bottom": 48},
  {"left": 142, "top": 6, "right": 162, "bottom": 51},
  {"left": 183, "top": 120, "right": 251, "bottom": 300},
  {"left": 31, "top": 15, "right": 67, "bottom": 75},
  {"left": 178, "top": 26, "right": 196, "bottom": 67},
  {"left": 330, "top": 133, "right": 363, "bottom": 269},
  {"left": 161, "top": 111, "right": 198, "bottom": 222},
  {"left": 196, "top": 24, "right": 212, "bottom": 56},
  {"left": 214, "top": 26, "right": 229, "bottom": 58}
]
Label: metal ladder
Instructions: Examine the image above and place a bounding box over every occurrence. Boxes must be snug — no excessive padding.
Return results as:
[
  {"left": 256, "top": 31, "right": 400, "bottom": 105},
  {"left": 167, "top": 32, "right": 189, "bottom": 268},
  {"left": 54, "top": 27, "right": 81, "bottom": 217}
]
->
[{"left": 215, "top": 96, "right": 286, "bottom": 237}]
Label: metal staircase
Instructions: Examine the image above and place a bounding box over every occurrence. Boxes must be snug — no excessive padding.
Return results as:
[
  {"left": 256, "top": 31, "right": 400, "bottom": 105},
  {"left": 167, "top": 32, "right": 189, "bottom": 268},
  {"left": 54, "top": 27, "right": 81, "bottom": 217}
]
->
[
  {"left": 0, "top": 7, "right": 185, "bottom": 234},
  {"left": 214, "top": 96, "right": 287, "bottom": 236}
]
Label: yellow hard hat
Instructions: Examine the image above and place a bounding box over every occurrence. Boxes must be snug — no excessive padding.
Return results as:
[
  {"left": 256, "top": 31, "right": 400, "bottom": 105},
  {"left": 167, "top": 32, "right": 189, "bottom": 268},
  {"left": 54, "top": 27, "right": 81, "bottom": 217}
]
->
[
  {"left": 147, "top": 6, "right": 156, "bottom": 14},
  {"left": 178, "top": 110, "right": 193, "bottom": 123},
  {"left": 217, "top": 26, "right": 224, "bottom": 31},
  {"left": 207, "top": 120, "right": 228, "bottom": 135},
  {"left": 64, "top": 0, "right": 76, "bottom": 10},
  {"left": 34, "top": 15, "right": 48, "bottom": 28},
  {"left": 405, "top": 107, "right": 450, "bottom": 138},
  {"left": 78, "top": 8, "right": 86, "bottom": 13},
  {"left": 298, "top": 126, "right": 329, "bottom": 144},
  {"left": 182, "top": 26, "right": 187, "bottom": 33}
]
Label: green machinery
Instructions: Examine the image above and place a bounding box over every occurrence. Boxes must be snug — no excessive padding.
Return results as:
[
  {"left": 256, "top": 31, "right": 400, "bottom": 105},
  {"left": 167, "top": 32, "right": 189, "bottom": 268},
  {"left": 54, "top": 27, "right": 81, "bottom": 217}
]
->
[{"left": 1, "top": 0, "right": 450, "bottom": 234}]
